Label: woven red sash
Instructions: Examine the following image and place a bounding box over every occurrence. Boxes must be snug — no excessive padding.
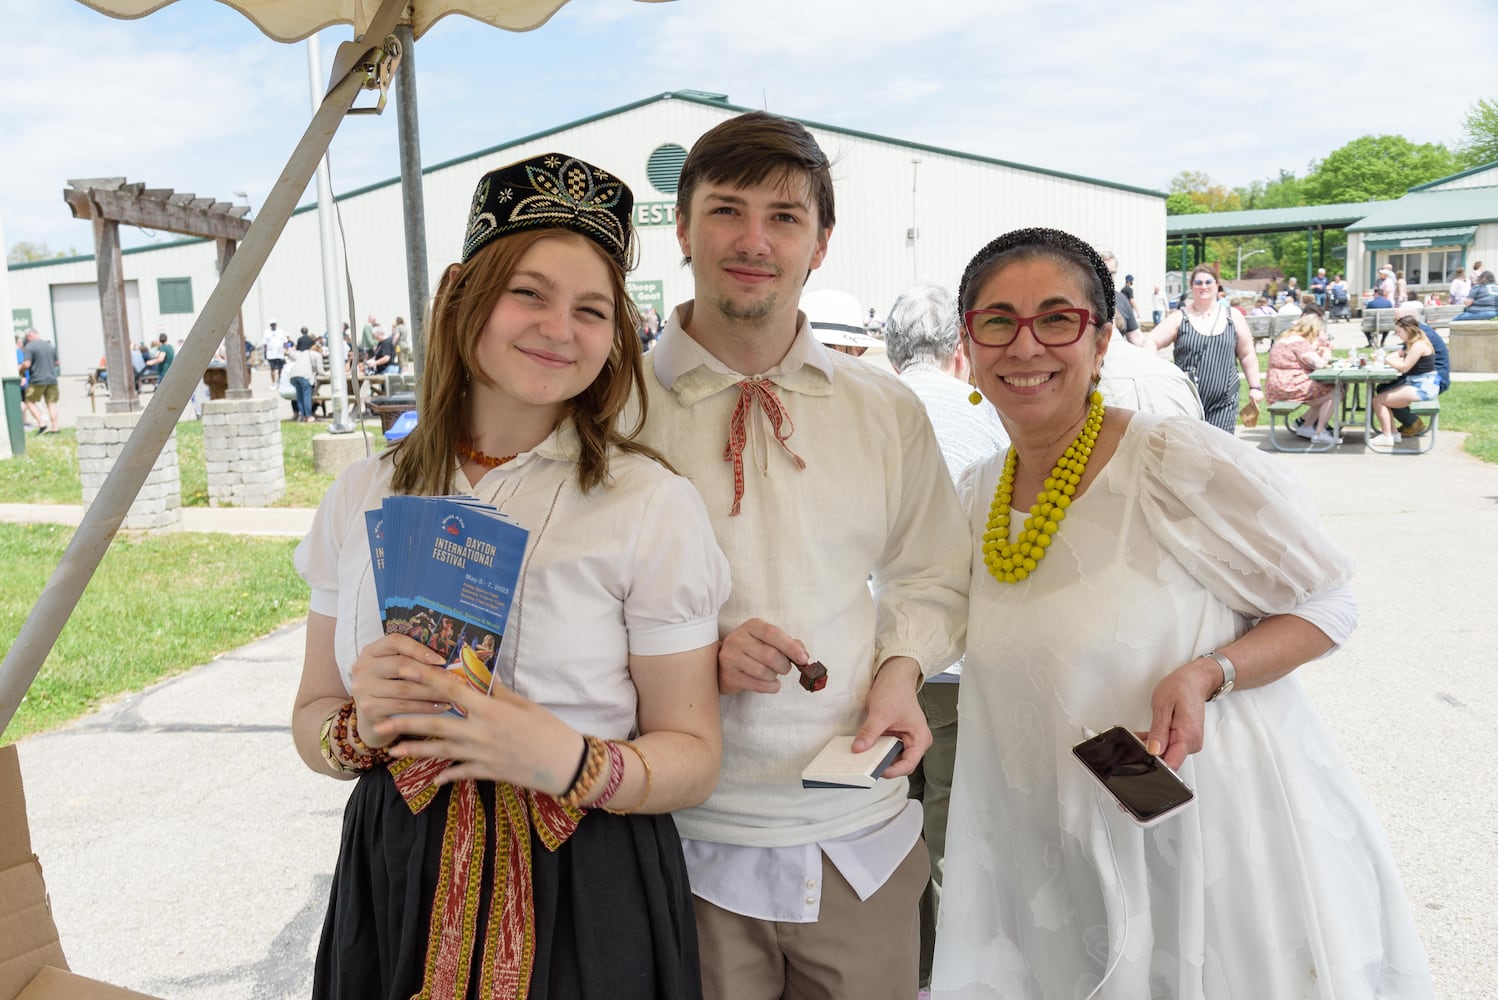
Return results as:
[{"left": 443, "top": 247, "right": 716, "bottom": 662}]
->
[{"left": 390, "top": 756, "right": 583, "bottom": 1000}]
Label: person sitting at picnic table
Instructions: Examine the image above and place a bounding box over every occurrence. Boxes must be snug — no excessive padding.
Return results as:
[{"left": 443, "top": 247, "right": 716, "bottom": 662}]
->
[
  {"left": 1366, "top": 287, "right": 1394, "bottom": 310},
  {"left": 1266, "top": 312, "right": 1339, "bottom": 445},
  {"left": 1389, "top": 301, "right": 1449, "bottom": 438},
  {"left": 1249, "top": 296, "right": 1276, "bottom": 316},
  {"left": 1454, "top": 269, "right": 1498, "bottom": 321},
  {"left": 144, "top": 332, "right": 175, "bottom": 380},
  {"left": 360, "top": 327, "right": 399, "bottom": 376},
  {"left": 1370, "top": 315, "right": 1438, "bottom": 443}
]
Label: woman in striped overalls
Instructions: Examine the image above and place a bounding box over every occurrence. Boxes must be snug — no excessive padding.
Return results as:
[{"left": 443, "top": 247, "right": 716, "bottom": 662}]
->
[{"left": 1144, "top": 266, "right": 1264, "bottom": 433}]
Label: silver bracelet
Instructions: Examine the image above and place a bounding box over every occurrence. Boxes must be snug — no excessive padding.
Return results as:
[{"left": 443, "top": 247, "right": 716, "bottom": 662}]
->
[{"left": 1201, "top": 651, "right": 1236, "bottom": 701}]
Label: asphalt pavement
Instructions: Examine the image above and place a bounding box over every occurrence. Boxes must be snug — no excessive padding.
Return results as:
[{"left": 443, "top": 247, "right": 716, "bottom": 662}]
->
[{"left": 6, "top": 329, "right": 1498, "bottom": 998}]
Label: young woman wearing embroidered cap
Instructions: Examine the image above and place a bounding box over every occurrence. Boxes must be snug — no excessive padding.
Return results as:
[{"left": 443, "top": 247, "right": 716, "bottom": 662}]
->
[
  {"left": 931, "top": 227, "right": 1431, "bottom": 998},
  {"left": 292, "top": 153, "right": 730, "bottom": 1000}
]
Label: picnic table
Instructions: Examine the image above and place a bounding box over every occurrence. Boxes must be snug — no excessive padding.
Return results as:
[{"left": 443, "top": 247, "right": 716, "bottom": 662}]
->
[
  {"left": 1296, "top": 365, "right": 1439, "bottom": 453},
  {"left": 1267, "top": 364, "right": 1417, "bottom": 452},
  {"left": 312, "top": 371, "right": 412, "bottom": 417}
]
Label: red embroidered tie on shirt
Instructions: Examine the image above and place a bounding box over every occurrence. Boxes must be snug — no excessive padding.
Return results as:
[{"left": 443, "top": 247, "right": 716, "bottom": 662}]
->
[{"left": 723, "top": 377, "right": 805, "bottom": 517}]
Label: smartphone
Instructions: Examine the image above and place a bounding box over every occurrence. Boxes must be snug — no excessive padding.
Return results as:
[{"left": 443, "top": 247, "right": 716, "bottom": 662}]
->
[{"left": 1071, "top": 726, "right": 1195, "bottom": 826}]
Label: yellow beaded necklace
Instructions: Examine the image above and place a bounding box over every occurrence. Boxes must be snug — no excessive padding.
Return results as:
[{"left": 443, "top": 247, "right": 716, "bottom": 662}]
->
[{"left": 982, "top": 390, "right": 1104, "bottom": 584}]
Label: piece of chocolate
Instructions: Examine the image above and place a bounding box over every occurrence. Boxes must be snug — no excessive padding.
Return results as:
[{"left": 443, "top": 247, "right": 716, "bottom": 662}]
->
[{"left": 797, "top": 660, "right": 828, "bottom": 692}]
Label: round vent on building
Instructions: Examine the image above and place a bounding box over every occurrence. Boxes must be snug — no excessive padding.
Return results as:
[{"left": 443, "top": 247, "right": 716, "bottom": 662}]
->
[{"left": 646, "top": 144, "right": 688, "bottom": 195}]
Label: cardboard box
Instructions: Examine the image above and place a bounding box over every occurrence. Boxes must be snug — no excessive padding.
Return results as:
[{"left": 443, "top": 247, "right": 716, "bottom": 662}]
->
[{"left": 0, "top": 744, "right": 164, "bottom": 1000}]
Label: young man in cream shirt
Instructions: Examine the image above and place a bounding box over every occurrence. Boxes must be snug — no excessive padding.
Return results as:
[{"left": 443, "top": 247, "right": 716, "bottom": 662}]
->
[{"left": 636, "top": 111, "right": 969, "bottom": 999}]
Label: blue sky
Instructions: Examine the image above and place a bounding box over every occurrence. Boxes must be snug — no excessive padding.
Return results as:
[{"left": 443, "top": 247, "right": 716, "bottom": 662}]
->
[{"left": 2, "top": 0, "right": 1490, "bottom": 257}]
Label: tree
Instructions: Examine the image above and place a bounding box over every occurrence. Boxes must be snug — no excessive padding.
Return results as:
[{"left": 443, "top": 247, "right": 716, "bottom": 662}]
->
[
  {"left": 5, "top": 241, "right": 80, "bottom": 264},
  {"left": 1166, "top": 171, "right": 1241, "bottom": 213},
  {"left": 1300, "top": 135, "right": 1463, "bottom": 204},
  {"left": 1236, "top": 170, "right": 1303, "bottom": 211},
  {"left": 7, "top": 241, "right": 51, "bottom": 264},
  {"left": 1458, "top": 97, "right": 1498, "bottom": 167},
  {"left": 1165, "top": 192, "right": 1207, "bottom": 216}
]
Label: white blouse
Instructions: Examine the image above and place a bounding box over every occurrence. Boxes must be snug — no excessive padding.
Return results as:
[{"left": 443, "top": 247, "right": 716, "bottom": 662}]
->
[
  {"left": 294, "top": 420, "right": 731, "bottom": 740},
  {"left": 933, "top": 413, "right": 1431, "bottom": 998}
]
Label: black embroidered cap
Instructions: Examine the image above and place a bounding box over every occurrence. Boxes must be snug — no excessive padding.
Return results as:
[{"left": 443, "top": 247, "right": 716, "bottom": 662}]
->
[
  {"left": 958, "top": 227, "right": 1115, "bottom": 322},
  {"left": 460, "top": 153, "right": 634, "bottom": 269}
]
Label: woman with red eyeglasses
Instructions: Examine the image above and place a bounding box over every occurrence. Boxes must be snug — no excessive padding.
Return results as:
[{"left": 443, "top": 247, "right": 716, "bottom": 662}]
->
[
  {"left": 1142, "top": 265, "right": 1264, "bottom": 434},
  {"left": 931, "top": 228, "right": 1430, "bottom": 998}
]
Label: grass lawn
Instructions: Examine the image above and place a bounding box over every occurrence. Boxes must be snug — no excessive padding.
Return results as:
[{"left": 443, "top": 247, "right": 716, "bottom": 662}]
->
[
  {"left": 0, "top": 522, "right": 306, "bottom": 740},
  {"left": 0, "top": 418, "right": 387, "bottom": 508},
  {"left": 1434, "top": 380, "right": 1498, "bottom": 462}
]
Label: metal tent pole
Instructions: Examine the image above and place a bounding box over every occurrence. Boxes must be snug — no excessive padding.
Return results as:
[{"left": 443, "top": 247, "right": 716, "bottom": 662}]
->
[
  {"left": 395, "top": 23, "right": 429, "bottom": 377},
  {"left": 308, "top": 33, "right": 354, "bottom": 433},
  {"left": 0, "top": 0, "right": 407, "bottom": 732}
]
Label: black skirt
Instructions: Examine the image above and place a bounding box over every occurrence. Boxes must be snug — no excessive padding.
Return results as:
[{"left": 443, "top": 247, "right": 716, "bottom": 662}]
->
[{"left": 313, "top": 767, "right": 702, "bottom": 1000}]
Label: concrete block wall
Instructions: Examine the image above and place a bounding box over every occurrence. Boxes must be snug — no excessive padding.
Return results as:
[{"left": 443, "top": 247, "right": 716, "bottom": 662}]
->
[
  {"left": 201, "top": 397, "right": 286, "bottom": 507},
  {"left": 75, "top": 412, "right": 182, "bottom": 531},
  {"left": 1448, "top": 321, "right": 1498, "bottom": 373}
]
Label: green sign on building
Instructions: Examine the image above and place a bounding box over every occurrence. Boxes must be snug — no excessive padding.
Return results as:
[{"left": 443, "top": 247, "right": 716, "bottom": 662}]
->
[
  {"left": 633, "top": 202, "right": 678, "bottom": 229},
  {"left": 12, "top": 309, "right": 32, "bottom": 336},
  {"left": 627, "top": 280, "right": 664, "bottom": 317}
]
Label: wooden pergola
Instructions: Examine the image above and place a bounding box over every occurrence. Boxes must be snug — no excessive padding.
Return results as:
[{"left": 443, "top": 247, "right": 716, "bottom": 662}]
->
[{"left": 64, "top": 179, "right": 253, "bottom": 412}]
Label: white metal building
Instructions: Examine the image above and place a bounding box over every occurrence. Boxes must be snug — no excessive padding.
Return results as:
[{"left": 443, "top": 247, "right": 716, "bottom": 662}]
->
[{"left": 9, "top": 90, "right": 1167, "bottom": 376}]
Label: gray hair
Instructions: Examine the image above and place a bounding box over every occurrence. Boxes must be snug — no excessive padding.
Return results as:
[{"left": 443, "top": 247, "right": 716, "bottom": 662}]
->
[{"left": 883, "top": 281, "right": 960, "bottom": 370}]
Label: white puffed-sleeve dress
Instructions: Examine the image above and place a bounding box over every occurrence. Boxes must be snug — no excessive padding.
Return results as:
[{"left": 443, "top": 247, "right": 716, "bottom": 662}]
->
[{"left": 932, "top": 413, "right": 1431, "bottom": 999}]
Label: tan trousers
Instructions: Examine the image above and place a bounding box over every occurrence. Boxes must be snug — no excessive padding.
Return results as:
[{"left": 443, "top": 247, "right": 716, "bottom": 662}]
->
[{"left": 694, "top": 840, "right": 929, "bottom": 1000}]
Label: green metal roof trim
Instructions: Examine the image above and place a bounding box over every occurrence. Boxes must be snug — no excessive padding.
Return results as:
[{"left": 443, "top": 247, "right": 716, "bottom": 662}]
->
[
  {"left": 1345, "top": 186, "right": 1498, "bottom": 232},
  {"left": 1408, "top": 159, "right": 1498, "bottom": 191},
  {"left": 1361, "top": 226, "right": 1477, "bottom": 250},
  {"left": 309, "top": 90, "right": 1167, "bottom": 207},
  {"left": 1166, "top": 202, "right": 1383, "bottom": 236},
  {"left": 7, "top": 235, "right": 207, "bottom": 269}
]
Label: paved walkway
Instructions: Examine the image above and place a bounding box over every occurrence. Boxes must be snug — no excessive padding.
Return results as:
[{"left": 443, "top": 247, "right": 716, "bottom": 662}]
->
[
  {"left": 0, "top": 502, "right": 316, "bottom": 536},
  {"left": 6, "top": 341, "right": 1498, "bottom": 997}
]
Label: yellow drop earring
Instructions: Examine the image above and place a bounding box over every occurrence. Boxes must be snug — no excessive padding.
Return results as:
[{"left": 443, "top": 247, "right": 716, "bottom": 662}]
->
[{"left": 968, "top": 372, "right": 982, "bottom": 406}]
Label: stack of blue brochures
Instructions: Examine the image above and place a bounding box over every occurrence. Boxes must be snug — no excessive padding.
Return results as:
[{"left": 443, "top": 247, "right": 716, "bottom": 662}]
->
[{"left": 365, "top": 496, "right": 529, "bottom": 698}]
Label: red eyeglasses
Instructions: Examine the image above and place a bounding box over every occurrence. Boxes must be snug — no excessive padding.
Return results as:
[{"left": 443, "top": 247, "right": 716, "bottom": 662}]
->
[{"left": 961, "top": 307, "right": 1099, "bottom": 348}]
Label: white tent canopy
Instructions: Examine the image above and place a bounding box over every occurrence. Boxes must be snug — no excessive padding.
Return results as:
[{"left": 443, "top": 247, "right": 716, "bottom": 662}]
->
[{"left": 74, "top": 0, "right": 609, "bottom": 41}]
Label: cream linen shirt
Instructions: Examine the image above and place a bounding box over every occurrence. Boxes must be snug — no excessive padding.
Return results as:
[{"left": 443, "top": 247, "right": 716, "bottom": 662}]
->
[
  {"left": 638, "top": 303, "right": 970, "bottom": 921},
  {"left": 294, "top": 419, "right": 731, "bottom": 740},
  {"left": 1101, "top": 333, "right": 1205, "bottom": 419}
]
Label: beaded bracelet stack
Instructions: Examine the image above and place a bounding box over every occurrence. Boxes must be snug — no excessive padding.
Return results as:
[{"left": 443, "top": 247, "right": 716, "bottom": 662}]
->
[
  {"left": 558, "top": 735, "right": 608, "bottom": 809},
  {"left": 556, "top": 734, "right": 653, "bottom": 814},
  {"left": 318, "top": 700, "right": 392, "bottom": 773}
]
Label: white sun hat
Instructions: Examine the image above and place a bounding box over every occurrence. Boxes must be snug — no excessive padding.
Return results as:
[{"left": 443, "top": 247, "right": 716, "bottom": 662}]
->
[{"left": 801, "top": 289, "right": 879, "bottom": 348}]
